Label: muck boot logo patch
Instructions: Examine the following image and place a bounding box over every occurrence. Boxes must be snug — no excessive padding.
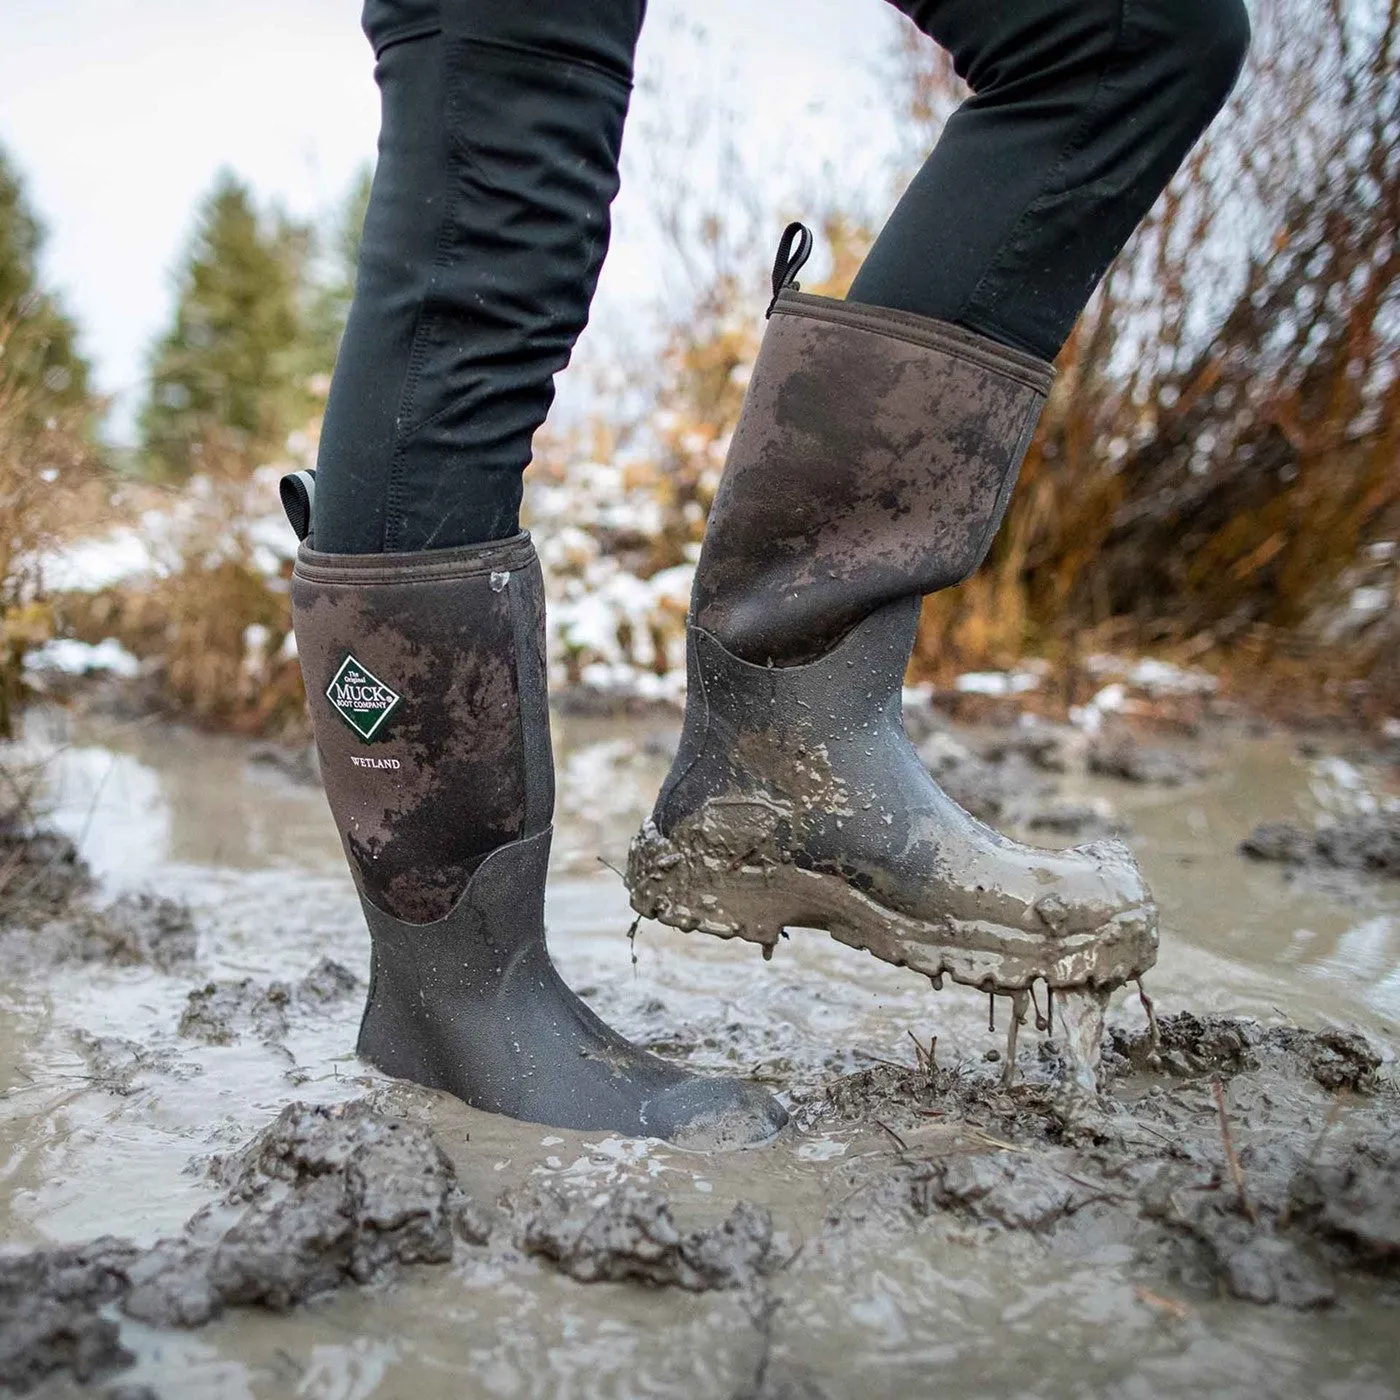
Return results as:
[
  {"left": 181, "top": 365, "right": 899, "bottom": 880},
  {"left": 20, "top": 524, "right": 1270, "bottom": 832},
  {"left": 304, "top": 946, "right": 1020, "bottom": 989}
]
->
[{"left": 325, "top": 654, "right": 401, "bottom": 740}]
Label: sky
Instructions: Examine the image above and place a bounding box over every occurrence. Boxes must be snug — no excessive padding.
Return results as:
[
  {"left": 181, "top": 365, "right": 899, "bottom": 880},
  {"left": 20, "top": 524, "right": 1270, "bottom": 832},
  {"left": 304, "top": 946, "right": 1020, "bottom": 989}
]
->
[{"left": 0, "top": 0, "right": 905, "bottom": 441}]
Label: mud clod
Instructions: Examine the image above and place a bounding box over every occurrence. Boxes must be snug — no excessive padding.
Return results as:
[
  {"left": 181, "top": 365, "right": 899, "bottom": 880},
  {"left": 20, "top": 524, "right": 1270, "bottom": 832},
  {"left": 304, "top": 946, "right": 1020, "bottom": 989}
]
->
[
  {"left": 0, "top": 1103, "right": 470, "bottom": 1391},
  {"left": 0, "top": 819, "right": 92, "bottom": 923},
  {"left": 1218, "top": 1235, "right": 1337, "bottom": 1309},
  {"left": 2, "top": 884, "right": 197, "bottom": 972},
  {"left": 1108, "top": 1012, "right": 1262, "bottom": 1078},
  {"left": 135, "top": 1102, "right": 465, "bottom": 1324},
  {"left": 518, "top": 1186, "right": 778, "bottom": 1291},
  {"left": 1088, "top": 734, "right": 1209, "bottom": 786},
  {"left": 295, "top": 957, "right": 360, "bottom": 1006},
  {"left": 1108, "top": 1014, "right": 1380, "bottom": 1091},
  {"left": 0, "top": 1238, "right": 141, "bottom": 1394},
  {"left": 1301, "top": 1136, "right": 1400, "bottom": 1261},
  {"left": 910, "top": 1151, "right": 1095, "bottom": 1231},
  {"left": 179, "top": 979, "right": 291, "bottom": 1045},
  {"left": 178, "top": 960, "right": 361, "bottom": 1045},
  {"left": 1241, "top": 812, "right": 1400, "bottom": 878},
  {"left": 919, "top": 745, "right": 1053, "bottom": 824}
]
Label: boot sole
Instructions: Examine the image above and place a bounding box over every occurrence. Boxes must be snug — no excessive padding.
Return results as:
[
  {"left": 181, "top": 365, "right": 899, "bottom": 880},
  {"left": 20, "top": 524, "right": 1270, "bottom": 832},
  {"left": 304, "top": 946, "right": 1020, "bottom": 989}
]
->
[{"left": 627, "top": 819, "right": 1157, "bottom": 992}]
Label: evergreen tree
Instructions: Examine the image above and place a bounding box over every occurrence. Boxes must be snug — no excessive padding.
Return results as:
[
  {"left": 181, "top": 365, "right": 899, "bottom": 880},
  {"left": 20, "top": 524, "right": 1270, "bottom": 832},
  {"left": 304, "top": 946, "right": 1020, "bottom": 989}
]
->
[
  {"left": 141, "top": 172, "right": 313, "bottom": 480},
  {"left": 0, "top": 145, "right": 93, "bottom": 421},
  {"left": 304, "top": 163, "right": 372, "bottom": 382}
]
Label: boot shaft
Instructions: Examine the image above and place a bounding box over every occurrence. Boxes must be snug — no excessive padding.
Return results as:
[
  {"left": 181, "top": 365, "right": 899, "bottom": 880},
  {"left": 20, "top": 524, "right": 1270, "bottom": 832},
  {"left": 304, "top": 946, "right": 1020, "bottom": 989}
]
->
[
  {"left": 291, "top": 534, "right": 553, "bottom": 924},
  {"left": 694, "top": 290, "right": 1054, "bottom": 666}
]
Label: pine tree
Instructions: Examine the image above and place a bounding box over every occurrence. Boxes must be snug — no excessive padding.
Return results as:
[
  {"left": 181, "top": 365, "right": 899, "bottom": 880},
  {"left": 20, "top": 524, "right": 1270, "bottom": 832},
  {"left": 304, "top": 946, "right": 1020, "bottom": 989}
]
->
[
  {"left": 304, "top": 163, "right": 373, "bottom": 383},
  {"left": 0, "top": 145, "right": 92, "bottom": 421},
  {"left": 140, "top": 172, "right": 313, "bottom": 480}
]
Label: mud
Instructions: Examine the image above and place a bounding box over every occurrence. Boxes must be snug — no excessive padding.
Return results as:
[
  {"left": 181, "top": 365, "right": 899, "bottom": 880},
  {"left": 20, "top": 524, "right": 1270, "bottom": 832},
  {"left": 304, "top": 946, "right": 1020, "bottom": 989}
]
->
[
  {"left": 0, "top": 1237, "right": 141, "bottom": 1393},
  {"left": 0, "top": 819, "right": 92, "bottom": 925},
  {"left": 917, "top": 733, "right": 1055, "bottom": 824},
  {"left": 795, "top": 1012, "right": 1398, "bottom": 1315},
  {"left": 0, "top": 1102, "right": 471, "bottom": 1392},
  {"left": 177, "top": 959, "right": 358, "bottom": 1045},
  {"left": 1089, "top": 732, "right": 1212, "bottom": 786},
  {"left": 0, "top": 820, "right": 196, "bottom": 973},
  {"left": 1242, "top": 811, "right": 1400, "bottom": 878},
  {"left": 517, "top": 1186, "right": 779, "bottom": 1291},
  {"left": 4, "top": 708, "right": 1400, "bottom": 1398}
]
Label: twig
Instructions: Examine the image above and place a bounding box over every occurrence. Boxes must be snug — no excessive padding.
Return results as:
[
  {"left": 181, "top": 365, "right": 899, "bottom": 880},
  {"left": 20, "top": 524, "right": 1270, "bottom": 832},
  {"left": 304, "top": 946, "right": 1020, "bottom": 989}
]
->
[
  {"left": 1133, "top": 1286, "right": 1192, "bottom": 1321},
  {"left": 873, "top": 1118, "right": 908, "bottom": 1153},
  {"left": 906, "top": 1029, "right": 937, "bottom": 1080},
  {"left": 965, "top": 1128, "right": 1028, "bottom": 1155},
  {"left": 1212, "top": 1076, "right": 1258, "bottom": 1225},
  {"left": 1278, "top": 1100, "right": 1344, "bottom": 1229}
]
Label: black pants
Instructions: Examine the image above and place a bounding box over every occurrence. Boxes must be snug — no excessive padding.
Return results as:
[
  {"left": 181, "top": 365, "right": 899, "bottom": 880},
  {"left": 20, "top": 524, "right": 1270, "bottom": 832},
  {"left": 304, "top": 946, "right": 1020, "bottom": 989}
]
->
[{"left": 315, "top": 0, "right": 1249, "bottom": 555}]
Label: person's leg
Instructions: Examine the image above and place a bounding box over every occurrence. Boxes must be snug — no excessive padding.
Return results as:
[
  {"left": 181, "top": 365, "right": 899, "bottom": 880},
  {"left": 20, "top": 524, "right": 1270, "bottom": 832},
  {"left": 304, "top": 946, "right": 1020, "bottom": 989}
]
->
[
  {"left": 314, "top": 0, "right": 641, "bottom": 554},
  {"left": 851, "top": 0, "right": 1251, "bottom": 358},
  {"left": 285, "top": 0, "right": 785, "bottom": 1144}
]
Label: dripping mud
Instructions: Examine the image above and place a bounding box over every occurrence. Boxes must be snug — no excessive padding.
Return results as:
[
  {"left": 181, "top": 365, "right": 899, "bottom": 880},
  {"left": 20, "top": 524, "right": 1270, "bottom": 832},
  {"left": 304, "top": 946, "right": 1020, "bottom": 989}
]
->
[{"left": 0, "top": 706, "right": 1397, "bottom": 1399}]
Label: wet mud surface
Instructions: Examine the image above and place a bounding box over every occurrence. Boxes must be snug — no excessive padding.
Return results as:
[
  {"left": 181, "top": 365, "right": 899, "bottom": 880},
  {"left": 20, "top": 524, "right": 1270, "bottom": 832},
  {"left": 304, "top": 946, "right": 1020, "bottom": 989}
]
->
[{"left": 1, "top": 707, "right": 1398, "bottom": 1397}]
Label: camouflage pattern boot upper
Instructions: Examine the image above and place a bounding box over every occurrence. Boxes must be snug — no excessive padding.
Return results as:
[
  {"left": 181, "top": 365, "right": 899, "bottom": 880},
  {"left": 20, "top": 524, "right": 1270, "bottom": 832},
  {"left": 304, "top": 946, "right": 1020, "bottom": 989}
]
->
[{"left": 627, "top": 232, "right": 1158, "bottom": 1035}]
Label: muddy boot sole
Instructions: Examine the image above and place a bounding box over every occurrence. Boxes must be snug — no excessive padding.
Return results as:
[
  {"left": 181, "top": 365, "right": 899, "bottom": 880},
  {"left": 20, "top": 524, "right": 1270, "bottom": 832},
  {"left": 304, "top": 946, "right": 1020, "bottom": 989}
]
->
[{"left": 628, "top": 818, "right": 1157, "bottom": 993}]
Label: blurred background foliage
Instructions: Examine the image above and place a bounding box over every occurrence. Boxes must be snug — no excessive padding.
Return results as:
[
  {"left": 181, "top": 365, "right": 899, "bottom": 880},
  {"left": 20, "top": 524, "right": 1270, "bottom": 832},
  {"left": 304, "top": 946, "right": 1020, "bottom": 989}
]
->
[{"left": 1, "top": 0, "right": 1396, "bottom": 735}]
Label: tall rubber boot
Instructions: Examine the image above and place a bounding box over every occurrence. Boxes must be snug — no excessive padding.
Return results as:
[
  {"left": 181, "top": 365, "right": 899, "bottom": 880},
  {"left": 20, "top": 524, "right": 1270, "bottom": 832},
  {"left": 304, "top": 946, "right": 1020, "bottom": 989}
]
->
[
  {"left": 284, "top": 491, "right": 786, "bottom": 1147},
  {"left": 626, "top": 230, "right": 1158, "bottom": 1062}
]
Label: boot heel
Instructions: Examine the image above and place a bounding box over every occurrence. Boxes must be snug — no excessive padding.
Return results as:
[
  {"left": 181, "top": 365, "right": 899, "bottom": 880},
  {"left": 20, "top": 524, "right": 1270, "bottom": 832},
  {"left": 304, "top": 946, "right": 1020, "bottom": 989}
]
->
[
  {"left": 354, "top": 938, "right": 441, "bottom": 1090},
  {"left": 627, "top": 820, "right": 784, "bottom": 956}
]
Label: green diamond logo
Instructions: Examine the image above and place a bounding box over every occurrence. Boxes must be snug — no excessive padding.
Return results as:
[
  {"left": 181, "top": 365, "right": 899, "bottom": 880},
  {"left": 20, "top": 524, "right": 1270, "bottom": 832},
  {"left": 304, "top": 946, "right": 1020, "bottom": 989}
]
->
[{"left": 325, "top": 653, "right": 401, "bottom": 741}]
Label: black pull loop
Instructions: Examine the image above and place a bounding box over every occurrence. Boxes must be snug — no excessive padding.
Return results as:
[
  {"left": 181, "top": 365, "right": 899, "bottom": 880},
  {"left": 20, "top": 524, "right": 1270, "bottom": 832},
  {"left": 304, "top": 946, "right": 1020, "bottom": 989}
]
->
[
  {"left": 279, "top": 469, "right": 316, "bottom": 544},
  {"left": 767, "top": 221, "right": 813, "bottom": 317}
]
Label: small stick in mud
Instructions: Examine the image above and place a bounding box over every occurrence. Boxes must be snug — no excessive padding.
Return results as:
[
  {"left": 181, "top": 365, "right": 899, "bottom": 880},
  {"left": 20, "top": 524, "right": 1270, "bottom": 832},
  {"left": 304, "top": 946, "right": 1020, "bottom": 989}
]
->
[
  {"left": 1136, "top": 976, "right": 1162, "bottom": 1051},
  {"left": 874, "top": 1119, "right": 909, "bottom": 1153},
  {"left": 1278, "top": 1100, "right": 1345, "bottom": 1230},
  {"left": 907, "top": 1029, "right": 938, "bottom": 1081},
  {"left": 1212, "top": 1076, "right": 1259, "bottom": 1225},
  {"left": 1133, "top": 1286, "right": 1193, "bottom": 1322}
]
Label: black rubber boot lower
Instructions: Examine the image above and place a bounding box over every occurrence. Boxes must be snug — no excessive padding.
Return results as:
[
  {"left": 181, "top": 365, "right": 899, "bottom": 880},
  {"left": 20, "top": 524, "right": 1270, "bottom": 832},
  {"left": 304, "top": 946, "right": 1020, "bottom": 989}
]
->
[
  {"left": 287, "top": 508, "right": 785, "bottom": 1147},
  {"left": 358, "top": 829, "right": 781, "bottom": 1148}
]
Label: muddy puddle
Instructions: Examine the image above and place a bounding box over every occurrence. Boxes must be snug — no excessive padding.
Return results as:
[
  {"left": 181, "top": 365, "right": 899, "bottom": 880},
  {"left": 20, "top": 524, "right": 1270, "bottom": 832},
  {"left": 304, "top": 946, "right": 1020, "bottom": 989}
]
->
[{"left": 1, "top": 706, "right": 1398, "bottom": 1399}]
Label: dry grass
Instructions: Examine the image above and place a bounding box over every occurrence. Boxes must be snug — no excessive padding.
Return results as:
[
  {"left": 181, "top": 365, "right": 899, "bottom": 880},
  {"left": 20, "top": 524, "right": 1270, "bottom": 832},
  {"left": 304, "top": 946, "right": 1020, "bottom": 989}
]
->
[
  {"left": 0, "top": 316, "right": 106, "bottom": 736},
  {"left": 59, "top": 435, "right": 306, "bottom": 736}
]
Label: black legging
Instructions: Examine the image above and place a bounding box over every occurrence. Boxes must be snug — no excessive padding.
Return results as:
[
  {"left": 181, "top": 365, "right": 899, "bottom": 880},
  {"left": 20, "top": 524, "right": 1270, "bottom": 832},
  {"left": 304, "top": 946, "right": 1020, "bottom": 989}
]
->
[{"left": 315, "top": 0, "right": 1249, "bottom": 555}]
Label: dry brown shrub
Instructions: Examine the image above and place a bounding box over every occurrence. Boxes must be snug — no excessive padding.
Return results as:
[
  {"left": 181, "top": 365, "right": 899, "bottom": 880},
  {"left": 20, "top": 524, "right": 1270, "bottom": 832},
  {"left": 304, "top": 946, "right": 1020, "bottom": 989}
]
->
[
  {"left": 0, "top": 316, "right": 106, "bottom": 736},
  {"left": 623, "top": 2, "right": 1397, "bottom": 717},
  {"left": 905, "top": 0, "right": 1400, "bottom": 701},
  {"left": 60, "top": 431, "right": 305, "bottom": 735}
]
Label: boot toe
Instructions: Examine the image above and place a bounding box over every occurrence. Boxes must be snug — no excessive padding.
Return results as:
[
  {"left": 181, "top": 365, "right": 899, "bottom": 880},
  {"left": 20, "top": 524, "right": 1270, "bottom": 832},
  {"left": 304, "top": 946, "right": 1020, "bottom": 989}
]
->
[
  {"left": 642, "top": 1077, "right": 788, "bottom": 1150},
  {"left": 1033, "top": 838, "right": 1155, "bottom": 935}
]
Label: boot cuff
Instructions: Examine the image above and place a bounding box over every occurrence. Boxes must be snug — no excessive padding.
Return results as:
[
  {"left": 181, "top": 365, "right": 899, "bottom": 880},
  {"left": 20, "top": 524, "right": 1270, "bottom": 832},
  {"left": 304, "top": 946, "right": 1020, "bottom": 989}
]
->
[
  {"left": 293, "top": 532, "right": 537, "bottom": 585},
  {"left": 771, "top": 290, "right": 1055, "bottom": 396}
]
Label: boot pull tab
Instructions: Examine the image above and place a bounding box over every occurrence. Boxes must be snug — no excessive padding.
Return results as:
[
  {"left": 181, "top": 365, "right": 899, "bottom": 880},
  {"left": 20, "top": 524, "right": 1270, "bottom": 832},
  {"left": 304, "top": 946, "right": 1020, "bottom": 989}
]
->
[
  {"left": 767, "top": 221, "right": 813, "bottom": 318},
  {"left": 279, "top": 469, "right": 316, "bottom": 544}
]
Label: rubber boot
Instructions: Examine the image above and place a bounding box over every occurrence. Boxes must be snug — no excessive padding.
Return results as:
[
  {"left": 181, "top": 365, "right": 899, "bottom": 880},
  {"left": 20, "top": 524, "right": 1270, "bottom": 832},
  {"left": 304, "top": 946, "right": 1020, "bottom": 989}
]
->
[
  {"left": 626, "top": 234, "right": 1158, "bottom": 1026},
  {"left": 285, "top": 497, "right": 786, "bottom": 1147}
]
